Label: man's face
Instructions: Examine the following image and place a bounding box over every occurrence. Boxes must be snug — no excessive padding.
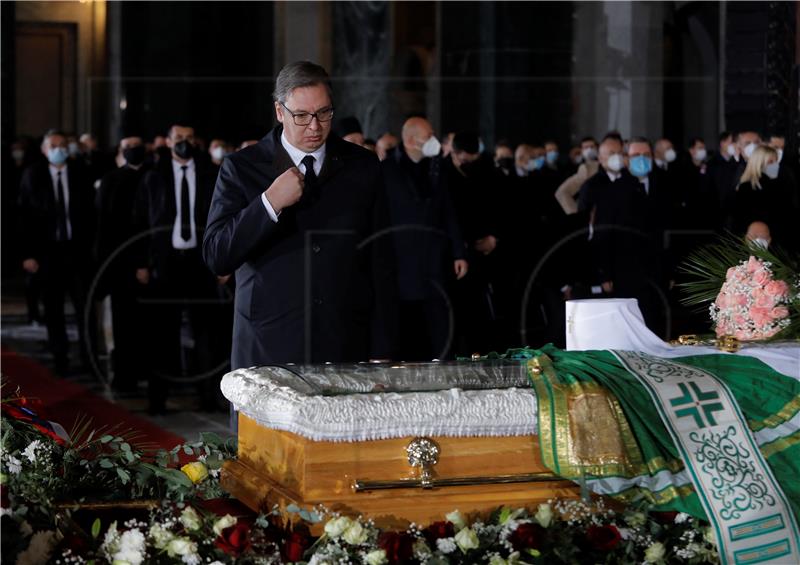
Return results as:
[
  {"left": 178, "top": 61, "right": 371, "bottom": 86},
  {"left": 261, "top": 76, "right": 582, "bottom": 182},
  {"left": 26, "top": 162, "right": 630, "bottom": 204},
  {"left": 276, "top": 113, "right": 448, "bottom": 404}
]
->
[
  {"left": 690, "top": 140, "right": 706, "bottom": 159},
  {"left": 598, "top": 139, "right": 623, "bottom": 167},
  {"left": 515, "top": 145, "right": 532, "bottom": 168},
  {"left": 494, "top": 146, "right": 513, "bottom": 162},
  {"left": 737, "top": 131, "right": 761, "bottom": 160},
  {"left": 167, "top": 126, "right": 195, "bottom": 147},
  {"left": 627, "top": 141, "right": 652, "bottom": 160},
  {"left": 654, "top": 139, "right": 672, "bottom": 160},
  {"left": 275, "top": 84, "right": 332, "bottom": 153},
  {"left": 452, "top": 150, "right": 480, "bottom": 169},
  {"left": 531, "top": 146, "right": 545, "bottom": 159},
  {"left": 544, "top": 142, "right": 558, "bottom": 154},
  {"left": 153, "top": 136, "right": 167, "bottom": 148},
  {"left": 580, "top": 140, "right": 597, "bottom": 153},
  {"left": 42, "top": 134, "right": 67, "bottom": 155},
  {"left": 120, "top": 137, "right": 143, "bottom": 151},
  {"left": 719, "top": 135, "right": 734, "bottom": 154},
  {"left": 769, "top": 136, "right": 785, "bottom": 151}
]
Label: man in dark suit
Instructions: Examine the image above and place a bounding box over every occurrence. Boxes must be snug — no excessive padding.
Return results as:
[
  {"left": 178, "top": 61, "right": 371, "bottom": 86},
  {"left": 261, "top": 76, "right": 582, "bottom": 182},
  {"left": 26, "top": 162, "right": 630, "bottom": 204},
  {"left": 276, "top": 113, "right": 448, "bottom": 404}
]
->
[
  {"left": 135, "top": 124, "right": 220, "bottom": 412},
  {"left": 18, "top": 130, "right": 96, "bottom": 374},
  {"left": 580, "top": 135, "right": 669, "bottom": 335},
  {"left": 95, "top": 135, "right": 149, "bottom": 392},
  {"left": 203, "top": 61, "right": 397, "bottom": 368},
  {"left": 381, "top": 117, "right": 467, "bottom": 361}
]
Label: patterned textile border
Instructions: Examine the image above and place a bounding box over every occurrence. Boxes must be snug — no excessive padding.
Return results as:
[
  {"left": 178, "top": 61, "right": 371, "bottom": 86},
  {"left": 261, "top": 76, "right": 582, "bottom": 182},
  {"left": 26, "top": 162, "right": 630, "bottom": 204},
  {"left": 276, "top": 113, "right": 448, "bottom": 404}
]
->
[{"left": 613, "top": 350, "right": 800, "bottom": 565}]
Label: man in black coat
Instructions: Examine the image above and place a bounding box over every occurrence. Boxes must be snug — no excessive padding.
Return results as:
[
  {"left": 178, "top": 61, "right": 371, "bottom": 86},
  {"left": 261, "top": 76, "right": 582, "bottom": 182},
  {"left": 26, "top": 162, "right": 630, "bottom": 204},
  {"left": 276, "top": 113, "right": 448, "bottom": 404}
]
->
[
  {"left": 203, "top": 61, "right": 397, "bottom": 368},
  {"left": 18, "top": 130, "right": 96, "bottom": 374},
  {"left": 95, "top": 135, "right": 149, "bottom": 392},
  {"left": 134, "top": 124, "right": 221, "bottom": 412},
  {"left": 381, "top": 117, "right": 467, "bottom": 360}
]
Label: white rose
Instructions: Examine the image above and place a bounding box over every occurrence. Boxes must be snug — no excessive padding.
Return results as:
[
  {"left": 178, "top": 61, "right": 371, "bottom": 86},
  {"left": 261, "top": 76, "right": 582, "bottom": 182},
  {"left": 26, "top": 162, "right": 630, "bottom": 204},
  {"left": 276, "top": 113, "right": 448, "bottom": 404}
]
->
[
  {"left": 179, "top": 507, "right": 202, "bottom": 531},
  {"left": 674, "top": 512, "right": 690, "bottom": 524},
  {"left": 114, "top": 529, "right": 146, "bottom": 565},
  {"left": 212, "top": 514, "right": 237, "bottom": 536},
  {"left": 364, "top": 549, "right": 388, "bottom": 565},
  {"left": 445, "top": 510, "right": 466, "bottom": 530},
  {"left": 342, "top": 521, "right": 368, "bottom": 545},
  {"left": 148, "top": 523, "right": 174, "bottom": 549},
  {"left": 323, "top": 516, "right": 353, "bottom": 539},
  {"left": 644, "top": 541, "right": 666, "bottom": 563},
  {"left": 703, "top": 527, "right": 717, "bottom": 546},
  {"left": 454, "top": 527, "right": 479, "bottom": 553},
  {"left": 167, "top": 537, "right": 197, "bottom": 557},
  {"left": 625, "top": 511, "right": 647, "bottom": 527},
  {"left": 534, "top": 503, "right": 553, "bottom": 528}
]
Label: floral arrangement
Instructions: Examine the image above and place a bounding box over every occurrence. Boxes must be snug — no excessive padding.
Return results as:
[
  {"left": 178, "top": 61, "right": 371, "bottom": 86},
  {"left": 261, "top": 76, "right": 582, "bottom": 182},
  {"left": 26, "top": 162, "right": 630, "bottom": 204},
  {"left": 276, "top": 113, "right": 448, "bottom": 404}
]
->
[
  {"left": 2, "top": 384, "right": 720, "bottom": 564},
  {"left": 679, "top": 234, "right": 800, "bottom": 341},
  {"left": 709, "top": 256, "right": 793, "bottom": 339}
]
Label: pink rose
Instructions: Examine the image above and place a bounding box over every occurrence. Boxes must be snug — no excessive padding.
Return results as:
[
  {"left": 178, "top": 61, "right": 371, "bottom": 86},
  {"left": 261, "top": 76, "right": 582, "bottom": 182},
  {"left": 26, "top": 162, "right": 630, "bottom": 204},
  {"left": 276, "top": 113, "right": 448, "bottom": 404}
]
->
[
  {"left": 752, "top": 268, "right": 771, "bottom": 286},
  {"left": 754, "top": 291, "right": 773, "bottom": 309},
  {"left": 760, "top": 326, "right": 781, "bottom": 339},
  {"left": 735, "top": 293, "right": 749, "bottom": 307},
  {"left": 715, "top": 293, "right": 728, "bottom": 308},
  {"left": 769, "top": 307, "right": 789, "bottom": 320},
  {"left": 726, "top": 267, "right": 738, "bottom": 281},
  {"left": 734, "top": 314, "right": 748, "bottom": 327},
  {"left": 747, "top": 256, "right": 762, "bottom": 273},
  {"left": 765, "top": 280, "right": 789, "bottom": 299},
  {"left": 749, "top": 306, "right": 772, "bottom": 328},
  {"left": 734, "top": 329, "right": 750, "bottom": 340}
]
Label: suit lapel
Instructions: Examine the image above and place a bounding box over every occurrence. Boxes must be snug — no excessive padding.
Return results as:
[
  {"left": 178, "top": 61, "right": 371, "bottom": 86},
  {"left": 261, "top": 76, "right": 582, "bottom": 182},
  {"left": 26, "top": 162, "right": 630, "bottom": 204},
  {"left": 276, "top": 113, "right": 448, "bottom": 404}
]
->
[
  {"left": 162, "top": 160, "right": 177, "bottom": 222},
  {"left": 318, "top": 138, "right": 345, "bottom": 185}
]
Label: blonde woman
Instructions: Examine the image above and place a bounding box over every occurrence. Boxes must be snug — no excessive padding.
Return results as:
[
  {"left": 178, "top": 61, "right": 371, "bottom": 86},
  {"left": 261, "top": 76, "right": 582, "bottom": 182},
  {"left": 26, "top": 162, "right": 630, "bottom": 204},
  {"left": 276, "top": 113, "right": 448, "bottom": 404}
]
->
[{"left": 733, "top": 144, "right": 797, "bottom": 247}]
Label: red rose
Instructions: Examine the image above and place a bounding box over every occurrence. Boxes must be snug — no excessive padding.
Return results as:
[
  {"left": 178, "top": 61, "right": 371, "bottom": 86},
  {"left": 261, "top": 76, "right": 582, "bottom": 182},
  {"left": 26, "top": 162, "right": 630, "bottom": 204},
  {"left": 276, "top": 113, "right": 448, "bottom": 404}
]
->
[
  {"left": 378, "top": 531, "right": 415, "bottom": 564},
  {"left": 508, "top": 523, "right": 545, "bottom": 552},
  {"left": 585, "top": 525, "right": 621, "bottom": 551},
  {"left": 423, "top": 521, "right": 455, "bottom": 546},
  {"left": 283, "top": 527, "right": 312, "bottom": 562},
  {"left": 215, "top": 522, "right": 251, "bottom": 556}
]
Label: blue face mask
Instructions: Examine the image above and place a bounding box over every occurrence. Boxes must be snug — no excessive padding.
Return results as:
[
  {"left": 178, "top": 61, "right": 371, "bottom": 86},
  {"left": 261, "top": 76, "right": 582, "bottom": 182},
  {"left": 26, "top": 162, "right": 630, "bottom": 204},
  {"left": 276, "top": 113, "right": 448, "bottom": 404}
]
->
[
  {"left": 546, "top": 150, "right": 559, "bottom": 164},
  {"left": 47, "top": 147, "right": 69, "bottom": 166},
  {"left": 532, "top": 156, "right": 546, "bottom": 170},
  {"left": 629, "top": 155, "right": 652, "bottom": 177}
]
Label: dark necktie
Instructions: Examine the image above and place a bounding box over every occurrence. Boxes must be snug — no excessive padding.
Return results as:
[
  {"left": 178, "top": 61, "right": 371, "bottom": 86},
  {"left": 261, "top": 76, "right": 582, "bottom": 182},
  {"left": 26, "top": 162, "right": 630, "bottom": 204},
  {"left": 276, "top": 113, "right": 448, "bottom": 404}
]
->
[
  {"left": 180, "top": 165, "right": 191, "bottom": 241},
  {"left": 302, "top": 155, "right": 317, "bottom": 197},
  {"left": 55, "top": 171, "right": 68, "bottom": 241}
]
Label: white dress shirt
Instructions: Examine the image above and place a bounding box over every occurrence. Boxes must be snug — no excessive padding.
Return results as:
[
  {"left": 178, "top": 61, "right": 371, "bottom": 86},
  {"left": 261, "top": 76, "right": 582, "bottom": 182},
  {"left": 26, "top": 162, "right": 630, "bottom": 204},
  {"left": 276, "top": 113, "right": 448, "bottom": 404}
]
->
[
  {"left": 49, "top": 164, "right": 72, "bottom": 240},
  {"left": 260, "top": 132, "right": 327, "bottom": 222},
  {"left": 171, "top": 158, "right": 197, "bottom": 249}
]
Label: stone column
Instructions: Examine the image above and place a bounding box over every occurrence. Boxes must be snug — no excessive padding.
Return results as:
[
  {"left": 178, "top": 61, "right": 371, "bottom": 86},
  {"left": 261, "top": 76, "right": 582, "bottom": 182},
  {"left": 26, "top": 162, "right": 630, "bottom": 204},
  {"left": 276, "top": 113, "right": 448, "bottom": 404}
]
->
[
  {"left": 571, "top": 1, "right": 664, "bottom": 140},
  {"left": 273, "top": 2, "right": 333, "bottom": 77}
]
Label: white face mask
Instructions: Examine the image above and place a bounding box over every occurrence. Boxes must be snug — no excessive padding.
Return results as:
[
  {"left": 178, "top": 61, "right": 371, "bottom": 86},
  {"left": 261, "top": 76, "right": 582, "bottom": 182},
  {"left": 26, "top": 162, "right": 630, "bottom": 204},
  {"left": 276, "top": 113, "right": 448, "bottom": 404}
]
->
[
  {"left": 693, "top": 148, "right": 707, "bottom": 162},
  {"left": 743, "top": 142, "right": 757, "bottom": 159},
  {"left": 726, "top": 144, "right": 737, "bottom": 157},
  {"left": 776, "top": 149, "right": 783, "bottom": 163},
  {"left": 606, "top": 153, "right": 623, "bottom": 172},
  {"left": 11, "top": 149, "right": 24, "bottom": 161},
  {"left": 764, "top": 162, "right": 780, "bottom": 180},
  {"left": 664, "top": 148, "right": 677, "bottom": 163},
  {"left": 211, "top": 147, "right": 225, "bottom": 161},
  {"left": 751, "top": 237, "right": 770, "bottom": 250},
  {"left": 421, "top": 135, "right": 441, "bottom": 158},
  {"left": 68, "top": 142, "right": 80, "bottom": 157},
  {"left": 581, "top": 147, "right": 598, "bottom": 161}
]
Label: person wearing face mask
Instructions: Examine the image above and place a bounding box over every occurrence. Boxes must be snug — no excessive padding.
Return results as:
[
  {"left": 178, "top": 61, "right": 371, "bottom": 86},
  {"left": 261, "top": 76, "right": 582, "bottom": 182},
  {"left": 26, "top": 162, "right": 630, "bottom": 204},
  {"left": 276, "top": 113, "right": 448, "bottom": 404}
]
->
[
  {"left": 766, "top": 133, "right": 798, "bottom": 197},
  {"left": 494, "top": 141, "right": 514, "bottom": 177},
  {"left": 704, "top": 131, "right": 742, "bottom": 230},
  {"left": 555, "top": 136, "right": 600, "bottom": 215},
  {"left": 204, "top": 61, "right": 398, "bottom": 376},
  {"left": 654, "top": 138, "right": 677, "bottom": 171},
  {"left": 94, "top": 135, "right": 151, "bottom": 392},
  {"left": 17, "top": 129, "right": 96, "bottom": 375},
  {"left": 543, "top": 140, "right": 564, "bottom": 178},
  {"left": 208, "top": 139, "right": 227, "bottom": 168},
  {"left": 380, "top": 116, "right": 467, "bottom": 360},
  {"left": 745, "top": 221, "right": 772, "bottom": 250},
  {"left": 671, "top": 137, "right": 712, "bottom": 229},
  {"left": 733, "top": 145, "right": 799, "bottom": 251},
  {"left": 134, "top": 123, "right": 221, "bottom": 413},
  {"left": 78, "top": 133, "right": 114, "bottom": 185}
]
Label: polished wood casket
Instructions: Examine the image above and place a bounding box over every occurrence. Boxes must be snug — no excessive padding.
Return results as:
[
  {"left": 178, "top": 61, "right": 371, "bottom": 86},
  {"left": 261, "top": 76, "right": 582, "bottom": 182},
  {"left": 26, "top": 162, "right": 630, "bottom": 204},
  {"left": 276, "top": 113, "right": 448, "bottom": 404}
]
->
[{"left": 220, "top": 361, "right": 580, "bottom": 529}]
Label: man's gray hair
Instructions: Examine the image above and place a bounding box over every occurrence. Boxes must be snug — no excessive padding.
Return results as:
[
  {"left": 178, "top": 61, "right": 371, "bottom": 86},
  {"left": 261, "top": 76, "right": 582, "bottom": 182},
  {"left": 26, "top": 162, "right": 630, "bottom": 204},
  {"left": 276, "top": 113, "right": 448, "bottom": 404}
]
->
[{"left": 272, "top": 61, "right": 333, "bottom": 104}]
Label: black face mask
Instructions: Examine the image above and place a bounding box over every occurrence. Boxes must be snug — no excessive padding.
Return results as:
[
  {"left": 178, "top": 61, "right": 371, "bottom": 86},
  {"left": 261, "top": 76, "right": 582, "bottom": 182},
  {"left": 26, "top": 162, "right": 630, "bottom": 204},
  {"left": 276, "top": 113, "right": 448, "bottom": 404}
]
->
[
  {"left": 497, "top": 157, "right": 514, "bottom": 170},
  {"left": 123, "top": 146, "right": 146, "bottom": 166},
  {"left": 173, "top": 140, "right": 194, "bottom": 160}
]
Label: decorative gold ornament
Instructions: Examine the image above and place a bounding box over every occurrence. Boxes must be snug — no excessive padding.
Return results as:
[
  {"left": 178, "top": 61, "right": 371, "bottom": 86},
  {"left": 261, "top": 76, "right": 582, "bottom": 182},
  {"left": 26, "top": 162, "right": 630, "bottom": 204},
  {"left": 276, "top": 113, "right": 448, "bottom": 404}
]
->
[
  {"left": 716, "top": 335, "right": 741, "bottom": 353},
  {"left": 471, "top": 353, "right": 481, "bottom": 361}
]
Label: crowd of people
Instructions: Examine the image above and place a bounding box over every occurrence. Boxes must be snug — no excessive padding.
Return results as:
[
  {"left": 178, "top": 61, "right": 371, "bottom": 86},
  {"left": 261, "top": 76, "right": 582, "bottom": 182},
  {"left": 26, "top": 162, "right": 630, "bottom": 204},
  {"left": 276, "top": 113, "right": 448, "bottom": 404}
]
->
[{"left": 6, "top": 81, "right": 798, "bottom": 413}]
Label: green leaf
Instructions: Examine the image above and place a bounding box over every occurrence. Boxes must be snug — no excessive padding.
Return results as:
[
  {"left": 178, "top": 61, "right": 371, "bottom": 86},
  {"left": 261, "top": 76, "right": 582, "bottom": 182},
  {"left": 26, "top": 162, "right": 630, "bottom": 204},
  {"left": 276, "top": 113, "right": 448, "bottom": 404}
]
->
[
  {"left": 99, "top": 458, "right": 114, "bottom": 469},
  {"left": 286, "top": 503, "right": 301, "bottom": 514},
  {"left": 91, "top": 518, "right": 101, "bottom": 538},
  {"left": 100, "top": 435, "right": 113, "bottom": 444},
  {"left": 182, "top": 445, "right": 194, "bottom": 456},
  {"left": 116, "top": 468, "right": 130, "bottom": 484},
  {"left": 124, "top": 451, "right": 135, "bottom": 464},
  {"left": 120, "top": 442, "right": 131, "bottom": 452}
]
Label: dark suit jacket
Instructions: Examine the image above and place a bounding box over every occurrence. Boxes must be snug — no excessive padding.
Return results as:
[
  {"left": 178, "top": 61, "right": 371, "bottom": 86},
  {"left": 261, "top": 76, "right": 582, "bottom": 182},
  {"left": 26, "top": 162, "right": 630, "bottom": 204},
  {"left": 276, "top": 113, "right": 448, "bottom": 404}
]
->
[
  {"left": 578, "top": 168, "right": 667, "bottom": 285},
  {"left": 203, "top": 127, "right": 398, "bottom": 367},
  {"left": 96, "top": 165, "right": 148, "bottom": 278},
  {"left": 17, "top": 160, "right": 95, "bottom": 266},
  {"left": 134, "top": 157, "right": 217, "bottom": 286},
  {"left": 381, "top": 146, "right": 465, "bottom": 301}
]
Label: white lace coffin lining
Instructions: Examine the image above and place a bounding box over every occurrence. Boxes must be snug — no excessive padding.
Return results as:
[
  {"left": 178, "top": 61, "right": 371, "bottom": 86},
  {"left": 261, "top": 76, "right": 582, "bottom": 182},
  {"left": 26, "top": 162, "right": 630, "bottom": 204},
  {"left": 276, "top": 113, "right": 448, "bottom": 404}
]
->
[{"left": 220, "top": 366, "right": 538, "bottom": 442}]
